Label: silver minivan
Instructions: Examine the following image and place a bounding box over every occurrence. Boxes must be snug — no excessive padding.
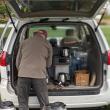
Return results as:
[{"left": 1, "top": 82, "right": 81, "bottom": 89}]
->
[{"left": 0, "top": 0, "right": 110, "bottom": 109}]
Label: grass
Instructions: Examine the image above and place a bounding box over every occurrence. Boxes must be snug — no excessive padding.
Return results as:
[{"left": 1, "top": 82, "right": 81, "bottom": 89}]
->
[
  {"left": 103, "top": 15, "right": 110, "bottom": 19},
  {"left": 101, "top": 25, "right": 110, "bottom": 46}
]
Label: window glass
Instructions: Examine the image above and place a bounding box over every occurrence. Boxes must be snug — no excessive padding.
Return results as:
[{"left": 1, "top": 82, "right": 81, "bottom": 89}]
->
[
  {"left": 28, "top": 25, "right": 80, "bottom": 39},
  {"left": 0, "top": 26, "right": 12, "bottom": 50},
  {"left": 8, "top": 0, "right": 105, "bottom": 18},
  {"left": 3, "top": 28, "right": 12, "bottom": 46},
  {"left": 15, "top": 0, "right": 97, "bottom": 13},
  {"left": 80, "top": 26, "right": 86, "bottom": 39},
  {"left": 27, "top": 24, "right": 92, "bottom": 44},
  {"left": 0, "top": 28, "right": 4, "bottom": 38}
]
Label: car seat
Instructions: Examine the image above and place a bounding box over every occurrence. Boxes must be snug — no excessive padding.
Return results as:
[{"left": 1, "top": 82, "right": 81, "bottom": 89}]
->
[{"left": 49, "top": 38, "right": 59, "bottom": 56}]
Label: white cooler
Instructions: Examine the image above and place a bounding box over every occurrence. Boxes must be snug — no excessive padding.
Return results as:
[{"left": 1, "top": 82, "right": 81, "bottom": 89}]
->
[{"left": 54, "top": 64, "right": 69, "bottom": 80}]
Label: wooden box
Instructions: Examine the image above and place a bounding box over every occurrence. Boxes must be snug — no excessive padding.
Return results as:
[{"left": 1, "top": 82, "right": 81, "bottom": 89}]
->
[{"left": 75, "top": 70, "right": 89, "bottom": 86}]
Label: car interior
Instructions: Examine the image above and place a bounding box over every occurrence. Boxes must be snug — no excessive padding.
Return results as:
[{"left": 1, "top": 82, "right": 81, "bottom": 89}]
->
[{"left": 10, "top": 22, "right": 103, "bottom": 95}]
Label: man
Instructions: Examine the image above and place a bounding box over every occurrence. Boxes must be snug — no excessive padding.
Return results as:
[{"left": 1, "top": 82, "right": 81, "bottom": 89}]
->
[
  {"left": 60, "top": 29, "right": 80, "bottom": 82},
  {"left": 61, "top": 29, "right": 79, "bottom": 47},
  {"left": 16, "top": 30, "right": 53, "bottom": 110}
]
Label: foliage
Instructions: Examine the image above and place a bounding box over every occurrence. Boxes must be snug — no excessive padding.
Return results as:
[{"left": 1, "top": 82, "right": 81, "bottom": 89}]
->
[
  {"left": 0, "top": 3, "right": 7, "bottom": 18},
  {"left": 0, "top": 2, "right": 9, "bottom": 23}
]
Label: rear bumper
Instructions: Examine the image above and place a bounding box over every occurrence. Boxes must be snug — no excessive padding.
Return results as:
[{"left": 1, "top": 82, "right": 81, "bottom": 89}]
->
[{"left": 1, "top": 79, "right": 110, "bottom": 108}]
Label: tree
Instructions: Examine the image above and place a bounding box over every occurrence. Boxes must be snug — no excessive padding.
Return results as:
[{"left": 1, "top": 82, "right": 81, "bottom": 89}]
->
[{"left": 0, "top": 3, "right": 7, "bottom": 18}]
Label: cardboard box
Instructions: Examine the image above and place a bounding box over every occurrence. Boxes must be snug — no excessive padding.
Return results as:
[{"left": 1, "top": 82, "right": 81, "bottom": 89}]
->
[{"left": 75, "top": 70, "right": 89, "bottom": 86}]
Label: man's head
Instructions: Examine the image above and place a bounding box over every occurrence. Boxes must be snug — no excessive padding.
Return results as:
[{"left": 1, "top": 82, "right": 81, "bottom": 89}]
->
[
  {"left": 34, "top": 30, "right": 48, "bottom": 39},
  {"left": 65, "top": 29, "right": 74, "bottom": 37}
]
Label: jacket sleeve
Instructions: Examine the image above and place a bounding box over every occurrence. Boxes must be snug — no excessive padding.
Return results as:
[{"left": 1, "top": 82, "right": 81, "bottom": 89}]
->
[
  {"left": 16, "top": 42, "right": 23, "bottom": 70},
  {"left": 47, "top": 43, "right": 53, "bottom": 68}
]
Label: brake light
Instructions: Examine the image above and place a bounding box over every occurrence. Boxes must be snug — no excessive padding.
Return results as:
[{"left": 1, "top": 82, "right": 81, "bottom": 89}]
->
[
  {"left": 107, "top": 50, "right": 110, "bottom": 65},
  {"left": 0, "top": 51, "right": 7, "bottom": 66}
]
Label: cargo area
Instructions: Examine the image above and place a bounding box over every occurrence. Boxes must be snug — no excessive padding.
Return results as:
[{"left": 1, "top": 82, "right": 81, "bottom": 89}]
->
[{"left": 10, "top": 22, "right": 103, "bottom": 96}]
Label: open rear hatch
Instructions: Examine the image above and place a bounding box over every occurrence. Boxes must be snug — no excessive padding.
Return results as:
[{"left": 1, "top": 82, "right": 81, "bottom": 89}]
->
[
  {"left": 6, "top": 0, "right": 107, "bottom": 19},
  {"left": 10, "top": 21, "right": 103, "bottom": 96}
]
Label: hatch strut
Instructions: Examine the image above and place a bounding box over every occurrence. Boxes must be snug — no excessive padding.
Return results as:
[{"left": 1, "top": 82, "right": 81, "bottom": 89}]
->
[
  {"left": 95, "top": 5, "right": 108, "bottom": 31},
  {"left": 3, "top": 0, "right": 18, "bottom": 32}
]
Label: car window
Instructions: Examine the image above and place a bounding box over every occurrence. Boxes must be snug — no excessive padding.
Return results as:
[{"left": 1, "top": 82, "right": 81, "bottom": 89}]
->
[
  {"left": 0, "top": 28, "right": 4, "bottom": 38},
  {"left": 0, "top": 25, "right": 12, "bottom": 51},
  {"left": 29, "top": 26, "right": 65, "bottom": 38},
  {"left": 15, "top": 0, "right": 97, "bottom": 12},
  {"left": 28, "top": 26, "right": 81, "bottom": 46},
  {"left": 3, "top": 28, "right": 12, "bottom": 45},
  {"left": 80, "top": 25, "right": 87, "bottom": 40},
  {"left": 7, "top": 0, "right": 106, "bottom": 18},
  {"left": 21, "top": 24, "right": 93, "bottom": 47}
]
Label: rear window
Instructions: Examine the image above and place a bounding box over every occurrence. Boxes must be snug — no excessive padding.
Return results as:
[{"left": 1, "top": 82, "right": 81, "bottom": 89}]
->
[
  {"left": 29, "top": 26, "right": 66, "bottom": 38},
  {"left": 16, "top": 0, "right": 97, "bottom": 12},
  {"left": 7, "top": 0, "right": 106, "bottom": 18},
  {"left": 24, "top": 23, "right": 91, "bottom": 45}
]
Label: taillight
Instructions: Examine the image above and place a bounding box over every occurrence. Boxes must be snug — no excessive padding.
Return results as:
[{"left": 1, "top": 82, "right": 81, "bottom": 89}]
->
[
  {"left": 107, "top": 50, "right": 110, "bottom": 65},
  {"left": 0, "top": 51, "right": 7, "bottom": 66}
]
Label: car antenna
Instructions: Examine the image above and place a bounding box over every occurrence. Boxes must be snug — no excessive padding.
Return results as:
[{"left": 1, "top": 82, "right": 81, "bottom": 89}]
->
[
  {"left": 95, "top": 4, "right": 108, "bottom": 32},
  {"left": 3, "top": 0, "right": 18, "bottom": 32}
]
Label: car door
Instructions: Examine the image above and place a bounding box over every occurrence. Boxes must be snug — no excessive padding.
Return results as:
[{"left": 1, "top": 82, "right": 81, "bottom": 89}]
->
[{"left": 6, "top": 0, "right": 108, "bottom": 19}]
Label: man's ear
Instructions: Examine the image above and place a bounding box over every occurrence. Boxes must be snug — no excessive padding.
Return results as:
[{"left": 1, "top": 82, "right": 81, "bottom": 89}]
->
[{"left": 41, "top": 35, "right": 47, "bottom": 39}]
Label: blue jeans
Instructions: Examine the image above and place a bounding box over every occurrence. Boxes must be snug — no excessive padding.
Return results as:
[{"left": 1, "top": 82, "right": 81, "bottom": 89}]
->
[{"left": 69, "top": 57, "right": 83, "bottom": 81}]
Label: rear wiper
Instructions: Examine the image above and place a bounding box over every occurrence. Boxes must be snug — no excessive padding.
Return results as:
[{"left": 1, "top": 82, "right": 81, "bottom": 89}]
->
[
  {"left": 39, "top": 18, "right": 49, "bottom": 23},
  {"left": 95, "top": 5, "right": 108, "bottom": 31},
  {"left": 62, "top": 18, "right": 69, "bottom": 22}
]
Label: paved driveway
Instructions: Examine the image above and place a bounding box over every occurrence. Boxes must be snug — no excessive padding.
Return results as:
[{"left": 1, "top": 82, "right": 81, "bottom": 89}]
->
[{"left": 30, "top": 107, "right": 108, "bottom": 110}]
